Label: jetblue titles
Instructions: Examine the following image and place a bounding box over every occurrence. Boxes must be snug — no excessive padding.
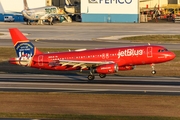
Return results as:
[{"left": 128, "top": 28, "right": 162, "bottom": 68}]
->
[{"left": 118, "top": 49, "right": 143, "bottom": 58}]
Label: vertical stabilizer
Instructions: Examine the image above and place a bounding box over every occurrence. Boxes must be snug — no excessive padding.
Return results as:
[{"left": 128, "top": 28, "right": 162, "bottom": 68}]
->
[
  {"left": 9, "top": 28, "right": 42, "bottom": 58},
  {"left": 23, "top": 0, "right": 29, "bottom": 10},
  {"left": 0, "top": 1, "right": 5, "bottom": 14}
]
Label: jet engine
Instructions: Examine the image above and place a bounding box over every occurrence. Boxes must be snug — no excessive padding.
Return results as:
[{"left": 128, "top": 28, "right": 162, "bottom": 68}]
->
[
  {"left": 94, "top": 63, "right": 118, "bottom": 74},
  {"left": 118, "top": 66, "right": 135, "bottom": 71}
]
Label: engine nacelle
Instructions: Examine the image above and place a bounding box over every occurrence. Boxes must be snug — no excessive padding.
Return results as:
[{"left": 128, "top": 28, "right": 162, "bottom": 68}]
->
[
  {"left": 95, "top": 63, "right": 118, "bottom": 74},
  {"left": 118, "top": 65, "right": 135, "bottom": 71}
]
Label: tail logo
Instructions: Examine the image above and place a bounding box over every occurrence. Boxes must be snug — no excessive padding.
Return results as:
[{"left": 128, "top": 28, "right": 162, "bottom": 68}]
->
[{"left": 15, "top": 42, "right": 35, "bottom": 58}]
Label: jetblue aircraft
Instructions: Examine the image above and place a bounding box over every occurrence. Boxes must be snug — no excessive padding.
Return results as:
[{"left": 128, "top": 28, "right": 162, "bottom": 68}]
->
[{"left": 9, "top": 28, "right": 176, "bottom": 81}]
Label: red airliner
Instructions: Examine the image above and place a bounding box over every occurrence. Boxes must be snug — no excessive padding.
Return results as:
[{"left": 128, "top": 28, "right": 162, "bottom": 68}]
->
[{"left": 9, "top": 28, "right": 176, "bottom": 80}]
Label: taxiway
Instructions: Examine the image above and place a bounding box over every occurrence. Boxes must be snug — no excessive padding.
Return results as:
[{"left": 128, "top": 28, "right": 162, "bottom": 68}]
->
[{"left": 0, "top": 74, "right": 180, "bottom": 95}]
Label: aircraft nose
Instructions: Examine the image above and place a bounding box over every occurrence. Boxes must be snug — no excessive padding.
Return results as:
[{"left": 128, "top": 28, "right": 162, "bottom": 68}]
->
[{"left": 167, "top": 52, "right": 176, "bottom": 60}]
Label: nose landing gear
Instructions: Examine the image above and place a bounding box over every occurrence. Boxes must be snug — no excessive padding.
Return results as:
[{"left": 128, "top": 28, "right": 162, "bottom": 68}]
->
[{"left": 151, "top": 64, "right": 156, "bottom": 75}]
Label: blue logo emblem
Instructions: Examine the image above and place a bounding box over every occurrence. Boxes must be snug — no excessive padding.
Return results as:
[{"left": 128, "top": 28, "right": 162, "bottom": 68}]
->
[{"left": 15, "top": 42, "right": 35, "bottom": 58}]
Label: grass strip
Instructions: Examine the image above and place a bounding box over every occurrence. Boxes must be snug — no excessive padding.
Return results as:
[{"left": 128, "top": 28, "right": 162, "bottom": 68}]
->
[
  {"left": 121, "top": 35, "right": 180, "bottom": 43},
  {"left": 0, "top": 92, "right": 180, "bottom": 117},
  {"left": 0, "top": 113, "right": 179, "bottom": 120}
]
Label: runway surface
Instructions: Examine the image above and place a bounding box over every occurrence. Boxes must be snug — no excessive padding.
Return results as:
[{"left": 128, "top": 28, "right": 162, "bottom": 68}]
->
[
  {"left": 0, "top": 23, "right": 180, "bottom": 95},
  {"left": 1, "top": 39, "right": 180, "bottom": 50},
  {"left": 1, "top": 23, "right": 180, "bottom": 49},
  {"left": 0, "top": 74, "right": 180, "bottom": 95},
  {"left": 1, "top": 22, "right": 180, "bottom": 41}
]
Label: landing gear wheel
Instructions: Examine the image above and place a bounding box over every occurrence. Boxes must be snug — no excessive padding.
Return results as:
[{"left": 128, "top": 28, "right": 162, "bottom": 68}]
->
[
  {"left": 49, "top": 21, "right": 53, "bottom": 25},
  {"left": 151, "top": 70, "right": 156, "bottom": 75},
  {"left": 27, "top": 21, "right": 31, "bottom": 25},
  {"left": 99, "top": 74, "right": 106, "bottom": 78},
  {"left": 88, "top": 75, "right": 95, "bottom": 81}
]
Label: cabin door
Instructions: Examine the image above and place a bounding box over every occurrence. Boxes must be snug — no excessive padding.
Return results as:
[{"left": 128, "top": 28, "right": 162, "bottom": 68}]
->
[
  {"left": 38, "top": 55, "right": 44, "bottom": 66},
  {"left": 147, "top": 47, "right": 153, "bottom": 58}
]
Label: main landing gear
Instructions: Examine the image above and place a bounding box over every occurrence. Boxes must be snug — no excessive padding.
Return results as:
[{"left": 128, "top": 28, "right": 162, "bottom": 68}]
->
[
  {"left": 151, "top": 64, "right": 156, "bottom": 75},
  {"left": 87, "top": 68, "right": 95, "bottom": 81},
  {"left": 87, "top": 74, "right": 107, "bottom": 81},
  {"left": 87, "top": 68, "right": 107, "bottom": 81},
  {"left": 87, "top": 75, "right": 95, "bottom": 81},
  {"left": 99, "top": 74, "right": 106, "bottom": 78}
]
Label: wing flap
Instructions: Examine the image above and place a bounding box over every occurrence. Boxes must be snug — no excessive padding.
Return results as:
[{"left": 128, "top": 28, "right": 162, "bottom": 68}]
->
[{"left": 58, "top": 60, "right": 115, "bottom": 69}]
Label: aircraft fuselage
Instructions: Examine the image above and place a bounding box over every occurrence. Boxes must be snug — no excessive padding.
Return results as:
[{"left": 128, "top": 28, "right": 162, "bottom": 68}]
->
[
  {"left": 24, "top": 45, "right": 175, "bottom": 71},
  {"left": 22, "top": 6, "right": 58, "bottom": 20}
]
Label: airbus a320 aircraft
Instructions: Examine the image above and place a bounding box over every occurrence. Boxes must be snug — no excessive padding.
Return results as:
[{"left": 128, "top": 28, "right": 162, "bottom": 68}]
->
[
  {"left": 9, "top": 28, "right": 175, "bottom": 81},
  {"left": 22, "top": 0, "right": 61, "bottom": 25},
  {"left": 22, "top": 0, "right": 79, "bottom": 25}
]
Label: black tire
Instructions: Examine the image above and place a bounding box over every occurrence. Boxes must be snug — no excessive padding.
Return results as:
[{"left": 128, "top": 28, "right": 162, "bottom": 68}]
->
[
  {"left": 151, "top": 70, "right": 156, "bottom": 75},
  {"left": 99, "top": 74, "right": 106, "bottom": 78},
  {"left": 88, "top": 75, "right": 95, "bottom": 81}
]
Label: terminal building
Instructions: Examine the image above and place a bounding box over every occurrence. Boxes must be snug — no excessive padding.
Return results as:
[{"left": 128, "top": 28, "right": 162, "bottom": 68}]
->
[{"left": 0, "top": 0, "right": 179, "bottom": 23}]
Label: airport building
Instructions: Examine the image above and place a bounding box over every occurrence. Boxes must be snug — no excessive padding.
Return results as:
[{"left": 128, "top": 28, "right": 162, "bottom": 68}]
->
[
  {"left": 81, "top": 0, "right": 138, "bottom": 23},
  {"left": 46, "top": 0, "right": 180, "bottom": 23},
  {"left": 49, "top": 0, "right": 139, "bottom": 23},
  {"left": 0, "top": 0, "right": 180, "bottom": 23}
]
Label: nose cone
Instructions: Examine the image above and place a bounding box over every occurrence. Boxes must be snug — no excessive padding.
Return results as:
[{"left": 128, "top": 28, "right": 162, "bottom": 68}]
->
[
  {"left": 166, "top": 52, "right": 176, "bottom": 61},
  {"left": 170, "top": 52, "right": 176, "bottom": 60}
]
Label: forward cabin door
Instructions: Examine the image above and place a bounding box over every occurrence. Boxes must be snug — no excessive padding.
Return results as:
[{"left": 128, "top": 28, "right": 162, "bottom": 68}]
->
[
  {"left": 147, "top": 47, "right": 153, "bottom": 58},
  {"left": 38, "top": 55, "right": 44, "bottom": 66}
]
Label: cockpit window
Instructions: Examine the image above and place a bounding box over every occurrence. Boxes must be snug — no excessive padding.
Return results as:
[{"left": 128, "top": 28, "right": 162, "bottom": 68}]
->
[{"left": 158, "top": 48, "right": 168, "bottom": 52}]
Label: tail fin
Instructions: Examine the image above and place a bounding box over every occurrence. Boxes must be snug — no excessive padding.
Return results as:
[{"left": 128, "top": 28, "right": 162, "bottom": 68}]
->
[
  {"left": 23, "top": 0, "right": 29, "bottom": 10},
  {"left": 9, "top": 28, "right": 42, "bottom": 58}
]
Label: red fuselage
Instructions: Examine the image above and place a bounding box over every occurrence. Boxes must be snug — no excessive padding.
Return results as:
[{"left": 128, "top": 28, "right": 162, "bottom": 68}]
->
[
  {"left": 24, "top": 45, "right": 175, "bottom": 71},
  {"left": 8, "top": 28, "right": 176, "bottom": 80}
]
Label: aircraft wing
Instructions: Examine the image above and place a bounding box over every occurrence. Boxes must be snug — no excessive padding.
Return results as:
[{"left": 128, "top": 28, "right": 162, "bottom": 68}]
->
[{"left": 49, "top": 60, "right": 115, "bottom": 69}]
